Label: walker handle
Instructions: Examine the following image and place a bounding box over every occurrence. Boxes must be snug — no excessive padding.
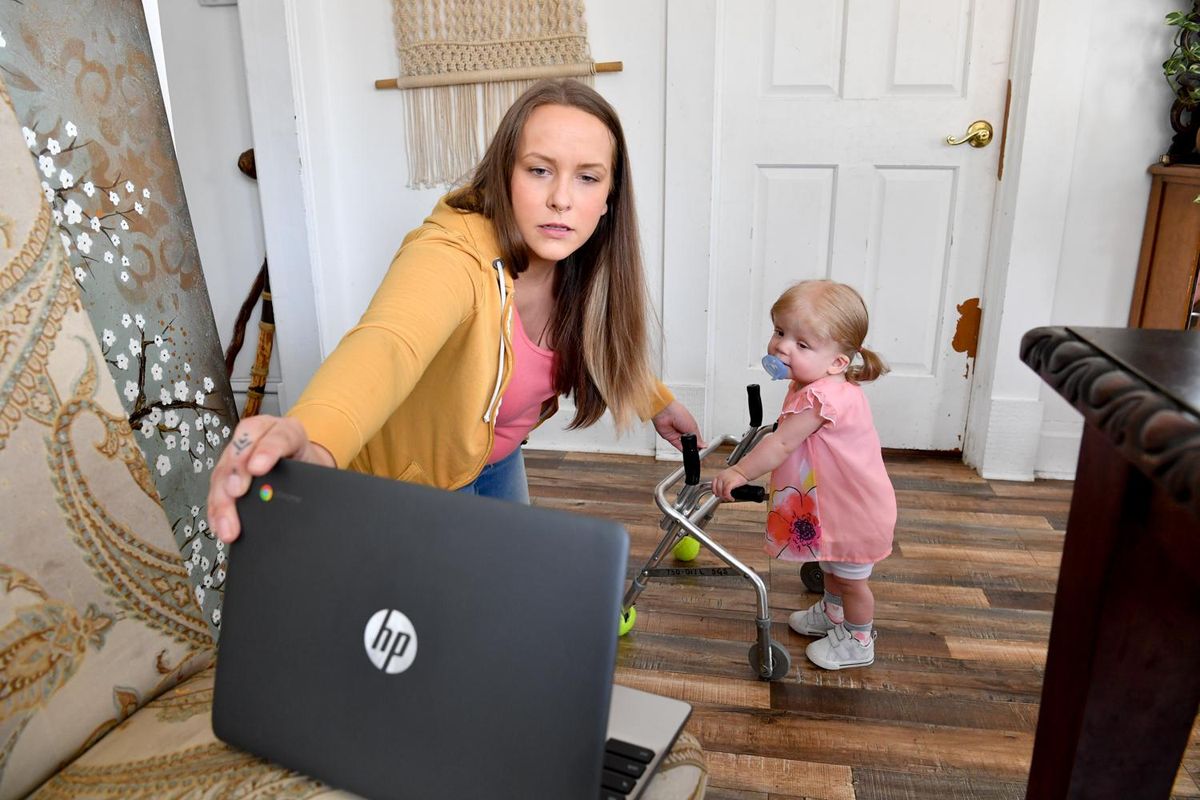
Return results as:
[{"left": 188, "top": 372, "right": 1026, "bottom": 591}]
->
[
  {"left": 730, "top": 485, "right": 766, "bottom": 503},
  {"left": 747, "top": 384, "right": 762, "bottom": 428},
  {"left": 682, "top": 433, "right": 701, "bottom": 486}
]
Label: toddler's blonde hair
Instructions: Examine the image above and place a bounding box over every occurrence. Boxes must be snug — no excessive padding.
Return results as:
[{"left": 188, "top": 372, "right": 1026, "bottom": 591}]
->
[{"left": 770, "top": 280, "right": 889, "bottom": 384}]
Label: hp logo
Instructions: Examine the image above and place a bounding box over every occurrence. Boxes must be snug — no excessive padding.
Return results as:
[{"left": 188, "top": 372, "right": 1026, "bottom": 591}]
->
[{"left": 363, "top": 609, "right": 418, "bottom": 674}]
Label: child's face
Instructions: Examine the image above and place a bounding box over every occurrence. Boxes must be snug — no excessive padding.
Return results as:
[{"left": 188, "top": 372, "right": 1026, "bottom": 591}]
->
[
  {"left": 768, "top": 307, "right": 850, "bottom": 386},
  {"left": 509, "top": 103, "right": 614, "bottom": 273}
]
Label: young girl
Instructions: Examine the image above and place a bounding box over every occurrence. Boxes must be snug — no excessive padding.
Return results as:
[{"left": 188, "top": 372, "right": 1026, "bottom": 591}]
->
[
  {"left": 208, "top": 79, "right": 701, "bottom": 543},
  {"left": 711, "top": 280, "right": 896, "bottom": 670}
]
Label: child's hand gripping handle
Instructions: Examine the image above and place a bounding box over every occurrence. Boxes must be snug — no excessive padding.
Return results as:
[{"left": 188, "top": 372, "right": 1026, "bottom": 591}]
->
[
  {"left": 682, "top": 433, "right": 701, "bottom": 486},
  {"left": 729, "top": 485, "right": 766, "bottom": 503},
  {"left": 747, "top": 384, "right": 762, "bottom": 428}
]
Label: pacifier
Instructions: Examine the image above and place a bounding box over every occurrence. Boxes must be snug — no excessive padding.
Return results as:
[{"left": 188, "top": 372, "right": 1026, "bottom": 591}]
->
[{"left": 761, "top": 354, "right": 790, "bottom": 381}]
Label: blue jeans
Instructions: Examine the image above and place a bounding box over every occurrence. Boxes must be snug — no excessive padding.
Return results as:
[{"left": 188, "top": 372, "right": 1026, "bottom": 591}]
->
[{"left": 456, "top": 447, "right": 530, "bottom": 504}]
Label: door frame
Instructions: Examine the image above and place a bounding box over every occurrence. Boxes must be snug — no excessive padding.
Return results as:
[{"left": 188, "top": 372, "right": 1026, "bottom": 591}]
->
[
  {"left": 661, "top": 0, "right": 1072, "bottom": 479},
  {"left": 236, "top": 0, "right": 325, "bottom": 411}
]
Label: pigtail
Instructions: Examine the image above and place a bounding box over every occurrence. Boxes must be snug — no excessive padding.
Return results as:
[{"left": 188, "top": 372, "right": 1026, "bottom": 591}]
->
[{"left": 846, "top": 346, "right": 889, "bottom": 384}]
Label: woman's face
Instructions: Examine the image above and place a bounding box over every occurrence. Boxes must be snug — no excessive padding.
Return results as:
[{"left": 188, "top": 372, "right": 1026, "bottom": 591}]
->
[{"left": 509, "top": 103, "right": 614, "bottom": 272}]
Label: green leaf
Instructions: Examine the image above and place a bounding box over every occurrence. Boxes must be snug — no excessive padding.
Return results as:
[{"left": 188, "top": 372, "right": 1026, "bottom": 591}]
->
[{"left": 1168, "top": 10, "right": 1200, "bottom": 32}]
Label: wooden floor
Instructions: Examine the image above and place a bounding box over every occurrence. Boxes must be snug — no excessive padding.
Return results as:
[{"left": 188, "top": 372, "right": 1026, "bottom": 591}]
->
[{"left": 524, "top": 449, "right": 1200, "bottom": 800}]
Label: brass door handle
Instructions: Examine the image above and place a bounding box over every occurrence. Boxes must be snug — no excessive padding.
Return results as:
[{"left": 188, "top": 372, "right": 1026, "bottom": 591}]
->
[{"left": 946, "top": 120, "right": 993, "bottom": 148}]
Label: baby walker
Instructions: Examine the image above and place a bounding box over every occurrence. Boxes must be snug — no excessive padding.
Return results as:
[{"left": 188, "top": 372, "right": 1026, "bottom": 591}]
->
[{"left": 618, "top": 385, "right": 825, "bottom": 681}]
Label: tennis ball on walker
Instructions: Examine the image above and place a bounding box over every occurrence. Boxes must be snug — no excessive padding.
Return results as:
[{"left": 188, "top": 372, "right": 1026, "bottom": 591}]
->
[
  {"left": 672, "top": 535, "right": 701, "bottom": 562},
  {"left": 618, "top": 606, "right": 637, "bottom": 637}
]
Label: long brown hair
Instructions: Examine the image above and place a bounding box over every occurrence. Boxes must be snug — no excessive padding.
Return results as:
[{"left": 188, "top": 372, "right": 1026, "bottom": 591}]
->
[
  {"left": 447, "top": 79, "right": 657, "bottom": 430},
  {"left": 771, "top": 280, "right": 889, "bottom": 384}
]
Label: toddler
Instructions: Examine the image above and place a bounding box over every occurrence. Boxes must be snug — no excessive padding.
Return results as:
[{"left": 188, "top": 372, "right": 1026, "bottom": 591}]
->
[{"left": 712, "top": 280, "right": 896, "bottom": 670}]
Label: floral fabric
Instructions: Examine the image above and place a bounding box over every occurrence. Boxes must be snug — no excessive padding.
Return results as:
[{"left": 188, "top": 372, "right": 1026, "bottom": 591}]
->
[
  {"left": 766, "top": 377, "right": 896, "bottom": 564},
  {"left": 0, "top": 0, "right": 239, "bottom": 635},
  {"left": 0, "top": 88, "right": 212, "bottom": 800}
]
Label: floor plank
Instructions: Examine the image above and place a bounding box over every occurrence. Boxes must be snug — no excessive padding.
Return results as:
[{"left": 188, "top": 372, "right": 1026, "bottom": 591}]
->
[{"left": 523, "top": 449, "right": 1199, "bottom": 798}]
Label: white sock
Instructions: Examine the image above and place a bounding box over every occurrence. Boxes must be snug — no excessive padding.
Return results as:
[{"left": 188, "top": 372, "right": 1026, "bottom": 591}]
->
[
  {"left": 821, "top": 591, "right": 844, "bottom": 624},
  {"left": 844, "top": 619, "right": 873, "bottom": 645}
]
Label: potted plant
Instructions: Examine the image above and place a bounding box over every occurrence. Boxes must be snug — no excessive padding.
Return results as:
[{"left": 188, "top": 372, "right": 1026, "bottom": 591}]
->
[{"left": 1164, "top": 3, "right": 1200, "bottom": 163}]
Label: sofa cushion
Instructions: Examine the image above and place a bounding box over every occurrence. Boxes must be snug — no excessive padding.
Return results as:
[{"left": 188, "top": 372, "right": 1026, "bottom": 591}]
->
[
  {"left": 0, "top": 88, "right": 214, "bottom": 800},
  {"left": 29, "top": 668, "right": 335, "bottom": 799},
  {"left": 31, "top": 666, "right": 707, "bottom": 799}
]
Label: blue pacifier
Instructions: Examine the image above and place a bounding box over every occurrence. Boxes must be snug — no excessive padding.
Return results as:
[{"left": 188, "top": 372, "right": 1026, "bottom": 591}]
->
[{"left": 761, "top": 354, "right": 790, "bottom": 381}]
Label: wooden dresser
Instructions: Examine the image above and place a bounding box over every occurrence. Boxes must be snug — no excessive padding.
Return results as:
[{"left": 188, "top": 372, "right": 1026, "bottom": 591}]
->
[
  {"left": 1020, "top": 326, "right": 1200, "bottom": 798},
  {"left": 1129, "top": 164, "right": 1200, "bottom": 330}
]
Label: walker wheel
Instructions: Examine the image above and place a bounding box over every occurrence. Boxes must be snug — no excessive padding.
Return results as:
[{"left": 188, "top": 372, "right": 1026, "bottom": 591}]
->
[
  {"left": 800, "top": 561, "right": 825, "bottom": 594},
  {"left": 748, "top": 640, "right": 792, "bottom": 681},
  {"left": 672, "top": 535, "right": 701, "bottom": 562},
  {"left": 618, "top": 606, "right": 637, "bottom": 637}
]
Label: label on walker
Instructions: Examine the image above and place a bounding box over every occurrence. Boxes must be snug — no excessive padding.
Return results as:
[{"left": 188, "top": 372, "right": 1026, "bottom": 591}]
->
[{"left": 646, "top": 566, "right": 740, "bottom": 578}]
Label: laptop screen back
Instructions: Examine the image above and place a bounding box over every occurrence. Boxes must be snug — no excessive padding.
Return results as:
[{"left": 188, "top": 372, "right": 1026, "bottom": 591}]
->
[{"left": 213, "top": 459, "right": 629, "bottom": 799}]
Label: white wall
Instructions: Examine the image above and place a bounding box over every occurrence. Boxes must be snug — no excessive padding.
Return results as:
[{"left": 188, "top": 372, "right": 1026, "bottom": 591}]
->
[
  {"left": 1036, "top": 2, "right": 1177, "bottom": 478},
  {"left": 154, "top": 0, "right": 282, "bottom": 416},
  {"left": 964, "top": 0, "right": 1177, "bottom": 480}
]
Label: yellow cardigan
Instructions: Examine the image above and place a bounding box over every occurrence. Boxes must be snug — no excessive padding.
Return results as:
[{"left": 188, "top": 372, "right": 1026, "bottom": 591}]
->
[{"left": 287, "top": 197, "right": 674, "bottom": 490}]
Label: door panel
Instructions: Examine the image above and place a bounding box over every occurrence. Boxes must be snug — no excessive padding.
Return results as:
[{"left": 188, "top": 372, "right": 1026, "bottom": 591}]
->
[{"left": 711, "top": 0, "right": 1014, "bottom": 449}]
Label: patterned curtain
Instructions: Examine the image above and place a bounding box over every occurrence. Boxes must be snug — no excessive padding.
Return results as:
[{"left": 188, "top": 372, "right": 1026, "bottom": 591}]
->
[{"left": 0, "top": 0, "right": 238, "bottom": 636}]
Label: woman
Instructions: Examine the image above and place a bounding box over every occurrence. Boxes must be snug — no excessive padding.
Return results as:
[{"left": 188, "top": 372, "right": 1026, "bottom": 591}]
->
[{"left": 209, "top": 79, "right": 701, "bottom": 544}]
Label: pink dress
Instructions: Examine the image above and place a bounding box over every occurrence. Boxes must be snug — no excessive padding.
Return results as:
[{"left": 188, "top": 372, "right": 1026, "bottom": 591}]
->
[{"left": 765, "top": 376, "right": 896, "bottom": 564}]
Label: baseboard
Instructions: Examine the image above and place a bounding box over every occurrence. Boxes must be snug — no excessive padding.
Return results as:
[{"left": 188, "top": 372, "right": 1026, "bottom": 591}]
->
[
  {"left": 1034, "top": 421, "right": 1081, "bottom": 481},
  {"left": 526, "top": 396, "right": 656, "bottom": 455},
  {"left": 527, "top": 382, "right": 707, "bottom": 459},
  {"left": 654, "top": 382, "right": 707, "bottom": 462},
  {"left": 975, "top": 397, "right": 1044, "bottom": 482},
  {"left": 228, "top": 377, "right": 283, "bottom": 393},
  {"left": 228, "top": 378, "right": 283, "bottom": 419}
]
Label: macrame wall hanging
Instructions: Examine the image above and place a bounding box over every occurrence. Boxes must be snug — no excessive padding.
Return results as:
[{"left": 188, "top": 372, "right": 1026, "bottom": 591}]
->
[{"left": 378, "top": 0, "right": 621, "bottom": 188}]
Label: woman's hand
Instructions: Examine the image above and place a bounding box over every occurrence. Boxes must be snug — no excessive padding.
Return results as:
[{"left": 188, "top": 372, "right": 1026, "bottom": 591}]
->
[
  {"left": 711, "top": 466, "right": 749, "bottom": 502},
  {"left": 207, "top": 415, "right": 335, "bottom": 544},
  {"left": 651, "top": 400, "right": 705, "bottom": 451}
]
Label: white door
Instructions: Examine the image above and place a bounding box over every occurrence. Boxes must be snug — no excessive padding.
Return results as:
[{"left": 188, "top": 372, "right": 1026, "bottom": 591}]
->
[{"left": 710, "top": 0, "right": 1015, "bottom": 450}]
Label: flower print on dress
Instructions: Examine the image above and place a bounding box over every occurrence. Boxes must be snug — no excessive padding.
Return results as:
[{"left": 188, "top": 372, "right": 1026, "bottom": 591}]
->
[{"left": 766, "top": 485, "right": 823, "bottom": 560}]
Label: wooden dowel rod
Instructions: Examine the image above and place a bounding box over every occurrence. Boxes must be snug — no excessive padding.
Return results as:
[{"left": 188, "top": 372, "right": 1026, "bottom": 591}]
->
[{"left": 374, "top": 60, "right": 622, "bottom": 90}]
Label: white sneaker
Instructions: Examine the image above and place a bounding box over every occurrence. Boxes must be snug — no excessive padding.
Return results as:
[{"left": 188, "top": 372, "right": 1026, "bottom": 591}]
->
[
  {"left": 788, "top": 601, "right": 835, "bottom": 636},
  {"left": 805, "top": 623, "right": 875, "bottom": 670}
]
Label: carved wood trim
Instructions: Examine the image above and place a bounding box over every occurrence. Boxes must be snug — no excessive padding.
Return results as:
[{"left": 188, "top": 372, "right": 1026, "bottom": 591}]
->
[{"left": 1020, "top": 326, "right": 1200, "bottom": 517}]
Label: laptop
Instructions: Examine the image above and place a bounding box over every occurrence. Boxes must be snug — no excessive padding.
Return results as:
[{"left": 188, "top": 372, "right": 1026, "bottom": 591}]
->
[{"left": 212, "top": 458, "right": 691, "bottom": 799}]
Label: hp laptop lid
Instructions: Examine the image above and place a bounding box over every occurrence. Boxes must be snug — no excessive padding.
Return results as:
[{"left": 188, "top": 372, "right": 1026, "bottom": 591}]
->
[{"left": 213, "top": 459, "right": 682, "bottom": 799}]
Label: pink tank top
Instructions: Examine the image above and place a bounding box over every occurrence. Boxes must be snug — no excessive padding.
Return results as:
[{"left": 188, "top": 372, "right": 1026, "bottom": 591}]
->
[{"left": 489, "top": 305, "right": 556, "bottom": 463}]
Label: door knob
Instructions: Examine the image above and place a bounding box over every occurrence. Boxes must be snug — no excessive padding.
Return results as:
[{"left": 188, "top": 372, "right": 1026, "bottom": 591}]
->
[{"left": 945, "top": 120, "right": 993, "bottom": 148}]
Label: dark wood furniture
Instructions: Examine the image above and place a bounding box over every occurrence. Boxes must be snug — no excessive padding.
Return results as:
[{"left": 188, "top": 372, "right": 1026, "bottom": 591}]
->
[
  {"left": 1130, "top": 164, "right": 1200, "bottom": 330},
  {"left": 1021, "top": 326, "right": 1200, "bottom": 799}
]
